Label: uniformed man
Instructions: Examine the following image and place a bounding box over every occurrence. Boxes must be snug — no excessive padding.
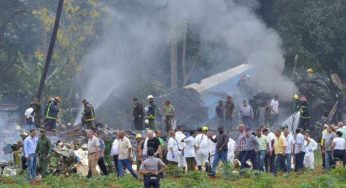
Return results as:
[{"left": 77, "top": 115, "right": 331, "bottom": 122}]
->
[
  {"left": 299, "top": 96, "right": 310, "bottom": 131},
  {"left": 35, "top": 128, "right": 52, "bottom": 178},
  {"left": 44, "top": 97, "right": 60, "bottom": 131},
  {"left": 292, "top": 95, "right": 300, "bottom": 112},
  {"left": 81, "top": 100, "right": 96, "bottom": 130},
  {"left": 145, "top": 95, "right": 157, "bottom": 130}
]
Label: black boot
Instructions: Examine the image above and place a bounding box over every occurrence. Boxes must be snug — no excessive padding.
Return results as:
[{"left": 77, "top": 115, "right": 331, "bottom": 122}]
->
[
  {"left": 198, "top": 166, "right": 202, "bottom": 171},
  {"left": 86, "top": 169, "right": 92, "bottom": 179}
]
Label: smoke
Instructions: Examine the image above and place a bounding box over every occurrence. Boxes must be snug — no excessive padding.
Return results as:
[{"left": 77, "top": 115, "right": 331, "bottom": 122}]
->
[
  {"left": 0, "top": 113, "right": 20, "bottom": 161},
  {"left": 77, "top": 0, "right": 294, "bottom": 124}
]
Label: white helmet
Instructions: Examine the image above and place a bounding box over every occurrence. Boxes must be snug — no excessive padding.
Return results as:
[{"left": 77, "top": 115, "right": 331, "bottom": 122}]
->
[{"left": 147, "top": 95, "right": 154, "bottom": 100}]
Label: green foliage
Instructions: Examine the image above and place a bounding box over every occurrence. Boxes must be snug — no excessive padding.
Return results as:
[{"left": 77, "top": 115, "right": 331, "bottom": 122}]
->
[
  {"left": 165, "top": 165, "right": 185, "bottom": 177},
  {"left": 328, "top": 167, "right": 346, "bottom": 181},
  {"left": 315, "top": 175, "right": 339, "bottom": 188},
  {"left": 253, "top": 173, "right": 277, "bottom": 188}
]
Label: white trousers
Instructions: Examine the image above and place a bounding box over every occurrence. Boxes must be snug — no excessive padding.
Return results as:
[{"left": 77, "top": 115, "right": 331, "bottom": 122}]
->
[
  {"left": 196, "top": 150, "right": 209, "bottom": 166},
  {"left": 304, "top": 153, "right": 314, "bottom": 169}
]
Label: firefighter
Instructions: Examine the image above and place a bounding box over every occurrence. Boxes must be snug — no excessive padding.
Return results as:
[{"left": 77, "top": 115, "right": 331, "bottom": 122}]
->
[
  {"left": 81, "top": 99, "right": 96, "bottom": 131},
  {"left": 145, "top": 95, "right": 157, "bottom": 130},
  {"left": 292, "top": 95, "right": 300, "bottom": 112},
  {"left": 298, "top": 96, "right": 310, "bottom": 131},
  {"left": 44, "top": 97, "right": 60, "bottom": 131},
  {"left": 306, "top": 69, "right": 314, "bottom": 79}
]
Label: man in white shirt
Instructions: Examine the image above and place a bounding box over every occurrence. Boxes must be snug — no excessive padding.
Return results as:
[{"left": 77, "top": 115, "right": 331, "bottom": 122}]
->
[
  {"left": 195, "top": 127, "right": 210, "bottom": 171},
  {"left": 270, "top": 95, "right": 279, "bottom": 127},
  {"left": 117, "top": 131, "right": 138, "bottom": 178},
  {"left": 24, "top": 103, "right": 35, "bottom": 131},
  {"left": 175, "top": 126, "right": 186, "bottom": 168},
  {"left": 111, "top": 134, "right": 119, "bottom": 173},
  {"left": 87, "top": 130, "right": 99, "bottom": 178},
  {"left": 294, "top": 128, "right": 305, "bottom": 171},
  {"left": 24, "top": 129, "right": 38, "bottom": 181},
  {"left": 284, "top": 129, "right": 294, "bottom": 172},
  {"left": 182, "top": 131, "right": 197, "bottom": 171}
]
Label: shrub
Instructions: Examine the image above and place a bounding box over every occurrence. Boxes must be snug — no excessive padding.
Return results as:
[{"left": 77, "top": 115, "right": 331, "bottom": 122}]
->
[
  {"left": 315, "top": 175, "right": 339, "bottom": 188},
  {"left": 165, "top": 165, "right": 185, "bottom": 177}
]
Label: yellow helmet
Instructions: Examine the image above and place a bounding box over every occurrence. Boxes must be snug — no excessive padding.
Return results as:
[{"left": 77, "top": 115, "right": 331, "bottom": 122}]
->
[
  {"left": 135, "top": 134, "right": 142, "bottom": 139},
  {"left": 293, "top": 95, "right": 299, "bottom": 100},
  {"left": 202, "top": 126, "right": 209, "bottom": 131},
  {"left": 306, "top": 69, "right": 314, "bottom": 73}
]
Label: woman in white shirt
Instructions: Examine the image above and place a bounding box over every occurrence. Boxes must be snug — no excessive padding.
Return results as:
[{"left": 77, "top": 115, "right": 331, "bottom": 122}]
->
[
  {"left": 332, "top": 131, "right": 346, "bottom": 165},
  {"left": 166, "top": 131, "right": 179, "bottom": 165},
  {"left": 182, "top": 131, "right": 196, "bottom": 171}
]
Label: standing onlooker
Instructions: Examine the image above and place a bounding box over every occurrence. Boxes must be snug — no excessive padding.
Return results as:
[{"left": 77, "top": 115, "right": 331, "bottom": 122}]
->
[
  {"left": 36, "top": 129, "right": 52, "bottom": 178},
  {"left": 182, "top": 131, "right": 196, "bottom": 171},
  {"left": 235, "top": 124, "right": 246, "bottom": 162},
  {"left": 294, "top": 128, "right": 305, "bottom": 171},
  {"left": 263, "top": 128, "right": 275, "bottom": 173},
  {"left": 166, "top": 131, "right": 179, "bottom": 165},
  {"left": 86, "top": 130, "right": 99, "bottom": 178},
  {"left": 96, "top": 132, "right": 109, "bottom": 176},
  {"left": 241, "top": 128, "right": 259, "bottom": 170},
  {"left": 133, "top": 98, "right": 144, "bottom": 130},
  {"left": 143, "top": 131, "right": 162, "bottom": 159},
  {"left": 227, "top": 136, "right": 236, "bottom": 164},
  {"left": 24, "top": 103, "right": 35, "bottom": 131},
  {"left": 24, "top": 129, "right": 38, "bottom": 181},
  {"left": 322, "top": 125, "right": 336, "bottom": 170},
  {"left": 224, "top": 96, "right": 235, "bottom": 129},
  {"left": 208, "top": 126, "right": 229, "bottom": 177},
  {"left": 146, "top": 95, "right": 157, "bottom": 130},
  {"left": 331, "top": 131, "right": 345, "bottom": 166},
  {"left": 216, "top": 100, "right": 225, "bottom": 127},
  {"left": 195, "top": 127, "right": 210, "bottom": 171},
  {"left": 273, "top": 129, "right": 287, "bottom": 176},
  {"left": 175, "top": 126, "right": 186, "bottom": 168},
  {"left": 135, "top": 134, "right": 144, "bottom": 171},
  {"left": 284, "top": 129, "right": 294, "bottom": 173},
  {"left": 320, "top": 124, "right": 328, "bottom": 168},
  {"left": 239, "top": 100, "right": 254, "bottom": 129},
  {"left": 139, "top": 148, "right": 167, "bottom": 188},
  {"left": 111, "top": 134, "right": 119, "bottom": 173},
  {"left": 256, "top": 129, "right": 269, "bottom": 171},
  {"left": 304, "top": 132, "right": 318, "bottom": 169},
  {"left": 104, "top": 135, "right": 113, "bottom": 173},
  {"left": 117, "top": 131, "right": 138, "bottom": 178},
  {"left": 264, "top": 101, "right": 271, "bottom": 127},
  {"left": 163, "top": 100, "right": 175, "bottom": 132},
  {"left": 270, "top": 95, "right": 279, "bottom": 127}
]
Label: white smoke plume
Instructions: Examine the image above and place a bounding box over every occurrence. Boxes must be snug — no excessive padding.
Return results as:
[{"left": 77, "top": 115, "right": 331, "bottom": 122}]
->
[{"left": 76, "top": 0, "right": 295, "bottom": 124}]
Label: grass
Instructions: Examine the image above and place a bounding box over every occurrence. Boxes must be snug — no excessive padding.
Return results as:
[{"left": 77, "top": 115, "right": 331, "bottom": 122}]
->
[{"left": 1, "top": 152, "right": 346, "bottom": 188}]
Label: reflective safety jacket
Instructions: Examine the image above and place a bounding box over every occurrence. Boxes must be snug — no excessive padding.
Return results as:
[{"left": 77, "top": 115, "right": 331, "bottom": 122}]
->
[
  {"left": 300, "top": 104, "right": 310, "bottom": 119},
  {"left": 146, "top": 103, "right": 156, "bottom": 120},
  {"left": 45, "top": 102, "right": 59, "bottom": 120},
  {"left": 83, "top": 103, "right": 96, "bottom": 121}
]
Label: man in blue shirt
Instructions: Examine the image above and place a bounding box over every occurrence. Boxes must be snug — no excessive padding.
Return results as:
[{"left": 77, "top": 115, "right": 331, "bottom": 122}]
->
[{"left": 24, "top": 129, "right": 38, "bottom": 181}]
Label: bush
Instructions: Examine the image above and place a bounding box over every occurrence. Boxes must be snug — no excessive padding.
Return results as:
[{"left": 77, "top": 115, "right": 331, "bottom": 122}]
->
[
  {"left": 165, "top": 165, "right": 185, "bottom": 177},
  {"left": 328, "top": 168, "right": 346, "bottom": 181},
  {"left": 315, "top": 175, "right": 339, "bottom": 188},
  {"left": 253, "top": 173, "right": 276, "bottom": 188}
]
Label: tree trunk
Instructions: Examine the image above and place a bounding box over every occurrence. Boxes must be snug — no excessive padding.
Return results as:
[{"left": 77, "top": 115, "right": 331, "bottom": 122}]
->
[{"left": 170, "top": 29, "right": 178, "bottom": 90}]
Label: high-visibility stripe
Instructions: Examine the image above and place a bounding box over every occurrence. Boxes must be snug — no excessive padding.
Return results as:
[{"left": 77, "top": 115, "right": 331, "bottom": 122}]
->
[{"left": 45, "top": 103, "right": 56, "bottom": 119}]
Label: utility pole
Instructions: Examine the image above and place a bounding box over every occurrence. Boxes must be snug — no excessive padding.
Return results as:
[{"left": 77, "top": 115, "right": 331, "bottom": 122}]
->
[
  {"left": 170, "top": 27, "right": 178, "bottom": 90},
  {"left": 34, "top": 0, "right": 64, "bottom": 126},
  {"left": 36, "top": 0, "right": 64, "bottom": 100}
]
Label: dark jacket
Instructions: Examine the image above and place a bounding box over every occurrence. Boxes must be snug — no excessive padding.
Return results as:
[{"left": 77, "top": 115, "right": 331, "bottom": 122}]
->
[
  {"left": 83, "top": 103, "right": 96, "bottom": 121},
  {"left": 45, "top": 102, "right": 59, "bottom": 119},
  {"left": 133, "top": 102, "right": 144, "bottom": 119},
  {"left": 147, "top": 103, "right": 156, "bottom": 120}
]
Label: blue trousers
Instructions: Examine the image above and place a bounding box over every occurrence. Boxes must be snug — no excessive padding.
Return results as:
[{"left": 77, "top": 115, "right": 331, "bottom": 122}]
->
[
  {"left": 257, "top": 150, "right": 266, "bottom": 171},
  {"left": 27, "top": 154, "right": 37, "bottom": 180},
  {"left": 285, "top": 153, "right": 292, "bottom": 173},
  {"left": 294, "top": 152, "right": 305, "bottom": 171},
  {"left": 325, "top": 151, "right": 334, "bottom": 170},
  {"left": 117, "top": 159, "right": 138, "bottom": 178},
  {"left": 211, "top": 150, "right": 228, "bottom": 175},
  {"left": 241, "top": 150, "right": 257, "bottom": 170},
  {"left": 144, "top": 176, "right": 160, "bottom": 188},
  {"left": 274, "top": 154, "right": 287, "bottom": 175}
]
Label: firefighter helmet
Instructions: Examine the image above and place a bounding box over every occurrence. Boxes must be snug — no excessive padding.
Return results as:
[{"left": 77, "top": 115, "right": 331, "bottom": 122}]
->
[
  {"left": 293, "top": 95, "right": 299, "bottom": 100},
  {"left": 147, "top": 95, "right": 154, "bottom": 100},
  {"left": 306, "top": 69, "right": 314, "bottom": 73},
  {"left": 54, "top": 96, "right": 61, "bottom": 103},
  {"left": 202, "top": 126, "right": 209, "bottom": 131},
  {"left": 135, "top": 134, "right": 142, "bottom": 139}
]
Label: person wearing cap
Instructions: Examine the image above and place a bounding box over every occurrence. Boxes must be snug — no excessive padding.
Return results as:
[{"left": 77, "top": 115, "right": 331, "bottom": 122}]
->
[
  {"left": 292, "top": 95, "right": 300, "bottom": 112},
  {"left": 36, "top": 128, "right": 52, "bottom": 178},
  {"left": 81, "top": 100, "right": 96, "bottom": 131},
  {"left": 24, "top": 129, "right": 38, "bottom": 181},
  {"left": 195, "top": 127, "right": 210, "bottom": 171},
  {"left": 224, "top": 96, "right": 235, "bottom": 129},
  {"left": 133, "top": 98, "right": 144, "bottom": 130},
  {"left": 240, "top": 128, "right": 259, "bottom": 171},
  {"left": 145, "top": 95, "right": 157, "bottom": 130},
  {"left": 135, "top": 133, "right": 144, "bottom": 171},
  {"left": 103, "top": 134, "right": 113, "bottom": 173},
  {"left": 44, "top": 97, "right": 60, "bottom": 131},
  {"left": 163, "top": 100, "right": 175, "bottom": 132},
  {"left": 306, "top": 68, "right": 314, "bottom": 79}
]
